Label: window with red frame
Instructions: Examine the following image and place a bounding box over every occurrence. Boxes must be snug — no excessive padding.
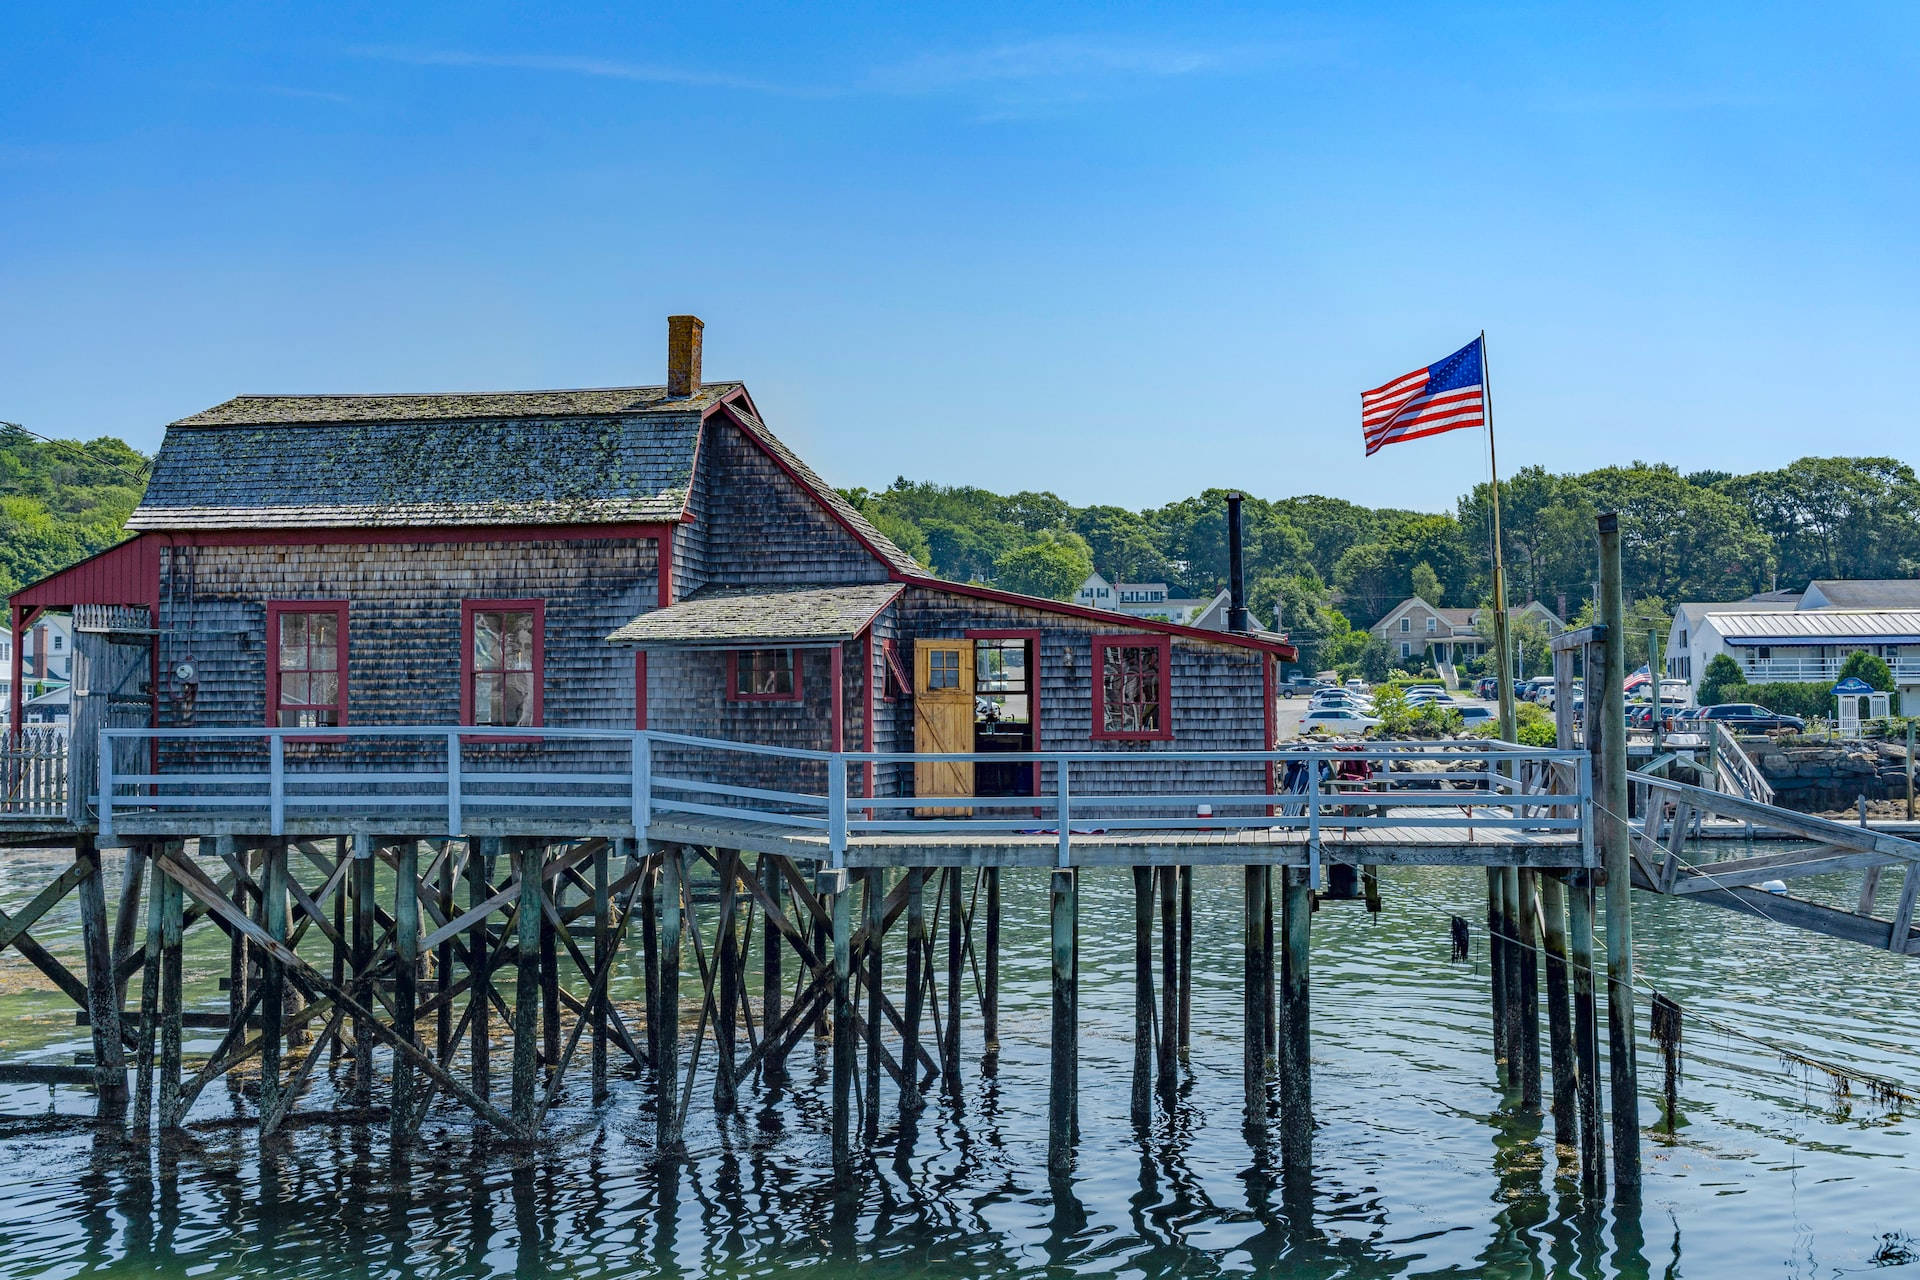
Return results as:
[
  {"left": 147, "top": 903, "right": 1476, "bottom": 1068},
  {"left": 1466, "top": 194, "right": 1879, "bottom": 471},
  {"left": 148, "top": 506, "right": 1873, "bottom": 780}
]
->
[
  {"left": 268, "top": 602, "right": 347, "bottom": 728},
  {"left": 729, "top": 648, "right": 800, "bottom": 701},
  {"left": 464, "top": 602, "right": 544, "bottom": 727},
  {"left": 1093, "top": 635, "right": 1172, "bottom": 740}
]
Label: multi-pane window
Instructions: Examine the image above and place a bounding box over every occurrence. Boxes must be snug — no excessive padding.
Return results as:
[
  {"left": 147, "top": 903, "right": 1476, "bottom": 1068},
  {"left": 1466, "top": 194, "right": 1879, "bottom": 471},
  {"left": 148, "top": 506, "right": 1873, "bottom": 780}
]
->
[
  {"left": 973, "top": 638, "right": 1030, "bottom": 726},
  {"left": 731, "top": 648, "right": 799, "bottom": 700},
  {"left": 463, "top": 601, "right": 543, "bottom": 727},
  {"left": 926, "top": 647, "right": 961, "bottom": 690},
  {"left": 1093, "top": 635, "right": 1172, "bottom": 740},
  {"left": 269, "top": 603, "right": 347, "bottom": 728}
]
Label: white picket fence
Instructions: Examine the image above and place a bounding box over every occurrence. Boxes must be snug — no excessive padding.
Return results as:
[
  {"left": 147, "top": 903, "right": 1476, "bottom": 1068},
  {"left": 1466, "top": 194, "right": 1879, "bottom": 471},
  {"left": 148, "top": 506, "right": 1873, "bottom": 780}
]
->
[{"left": 0, "top": 727, "right": 70, "bottom": 817}]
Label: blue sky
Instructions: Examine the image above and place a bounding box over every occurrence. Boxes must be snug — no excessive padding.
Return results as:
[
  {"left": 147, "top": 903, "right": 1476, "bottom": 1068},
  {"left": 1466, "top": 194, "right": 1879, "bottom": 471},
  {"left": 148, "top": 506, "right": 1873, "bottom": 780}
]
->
[{"left": 3, "top": 3, "right": 1917, "bottom": 512}]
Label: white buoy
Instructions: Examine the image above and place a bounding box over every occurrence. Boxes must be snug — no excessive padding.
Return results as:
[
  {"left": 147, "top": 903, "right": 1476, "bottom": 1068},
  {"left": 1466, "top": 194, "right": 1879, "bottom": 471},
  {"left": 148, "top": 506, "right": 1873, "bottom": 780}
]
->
[{"left": 1760, "top": 879, "right": 1788, "bottom": 895}]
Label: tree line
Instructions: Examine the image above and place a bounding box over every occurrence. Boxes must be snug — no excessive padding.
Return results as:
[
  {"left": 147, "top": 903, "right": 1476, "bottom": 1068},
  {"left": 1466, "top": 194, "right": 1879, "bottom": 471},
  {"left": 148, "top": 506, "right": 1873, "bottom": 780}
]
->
[
  {"left": 847, "top": 456, "right": 1920, "bottom": 672},
  {"left": 0, "top": 426, "right": 149, "bottom": 603}
]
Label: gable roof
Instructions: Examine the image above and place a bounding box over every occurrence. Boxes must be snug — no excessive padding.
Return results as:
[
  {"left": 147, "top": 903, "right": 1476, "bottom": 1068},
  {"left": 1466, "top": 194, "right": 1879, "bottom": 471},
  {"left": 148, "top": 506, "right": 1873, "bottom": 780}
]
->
[
  {"left": 1803, "top": 580, "right": 1920, "bottom": 609},
  {"left": 899, "top": 575, "right": 1296, "bottom": 658},
  {"left": 608, "top": 583, "right": 902, "bottom": 648},
  {"left": 130, "top": 385, "right": 739, "bottom": 531},
  {"left": 714, "top": 401, "right": 921, "bottom": 575},
  {"left": 1706, "top": 609, "right": 1920, "bottom": 644}
]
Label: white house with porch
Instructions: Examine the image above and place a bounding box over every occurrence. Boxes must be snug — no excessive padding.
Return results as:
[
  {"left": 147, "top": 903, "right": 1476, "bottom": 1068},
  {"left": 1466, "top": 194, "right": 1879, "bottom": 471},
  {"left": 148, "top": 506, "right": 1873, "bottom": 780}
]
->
[
  {"left": 1666, "top": 583, "right": 1920, "bottom": 706},
  {"left": 1369, "top": 596, "right": 1563, "bottom": 679}
]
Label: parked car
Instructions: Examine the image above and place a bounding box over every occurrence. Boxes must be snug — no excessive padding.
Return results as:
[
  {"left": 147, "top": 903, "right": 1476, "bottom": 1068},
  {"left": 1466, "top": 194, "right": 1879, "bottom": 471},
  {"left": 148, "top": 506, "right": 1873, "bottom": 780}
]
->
[
  {"left": 1474, "top": 676, "right": 1499, "bottom": 699},
  {"left": 1344, "top": 678, "right": 1371, "bottom": 694},
  {"left": 1280, "top": 673, "right": 1331, "bottom": 697},
  {"left": 1300, "top": 707, "right": 1381, "bottom": 732},
  {"left": 1696, "top": 703, "right": 1806, "bottom": 733},
  {"left": 1405, "top": 692, "right": 1456, "bottom": 707},
  {"left": 1455, "top": 705, "right": 1496, "bottom": 728}
]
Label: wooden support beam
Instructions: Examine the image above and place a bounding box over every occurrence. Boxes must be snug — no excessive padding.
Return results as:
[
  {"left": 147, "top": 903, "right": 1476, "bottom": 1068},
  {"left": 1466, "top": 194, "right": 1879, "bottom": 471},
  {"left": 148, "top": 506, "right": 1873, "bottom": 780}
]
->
[
  {"left": 943, "top": 867, "right": 963, "bottom": 1105},
  {"left": 713, "top": 848, "right": 739, "bottom": 1112},
  {"left": 1486, "top": 867, "right": 1508, "bottom": 1082},
  {"left": 111, "top": 844, "right": 147, "bottom": 1011},
  {"left": 656, "top": 847, "right": 683, "bottom": 1153},
  {"left": 862, "top": 868, "right": 883, "bottom": 1146},
  {"left": 591, "top": 841, "right": 612, "bottom": 1103},
  {"left": 437, "top": 841, "right": 456, "bottom": 1064},
  {"left": 1569, "top": 870, "right": 1605, "bottom": 1195},
  {"left": 1243, "top": 864, "right": 1267, "bottom": 1138},
  {"left": 1278, "top": 866, "right": 1311, "bottom": 1177},
  {"left": 1516, "top": 869, "right": 1542, "bottom": 1113},
  {"left": 130, "top": 847, "right": 163, "bottom": 1135},
  {"left": 1048, "top": 867, "right": 1076, "bottom": 1174},
  {"left": 468, "top": 837, "right": 494, "bottom": 1099},
  {"left": 1157, "top": 864, "right": 1178, "bottom": 1104},
  {"left": 901, "top": 867, "right": 924, "bottom": 1116},
  {"left": 1540, "top": 872, "right": 1577, "bottom": 1151},
  {"left": 831, "top": 880, "right": 855, "bottom": 1179},
  {"left": 156, "top": 867, "right": 184, "bottom": 1130},
  {"left": 76, "top": 839, "right": 127, "bottom": 1116},
  {"left": 1132, "top": 864, "right": 1154, "bottom": 1129},
  {"left": 352, "top": 836, "right": 377, "bottom": 1107},
  {"left": 761, "top": 855, "right": 785, "bottom": 1087},
  {"left": 539, "top": 847, "right": 561, "bottom": 1086},
  {"left": 391, "top": 839, "right": 420, "bottom": 1148},
  {"left": 1177, "top": 865, "right": 1192, "bottom": 1063},
  {"left": 512, "top": 839, "right": 543, "bottom": 1134},
  {"left": 261, "top": 840, "right": 289, "bottom": 1125},
  {"left": 983, "top": 867, "right": 1000, "bottom": 1056}
]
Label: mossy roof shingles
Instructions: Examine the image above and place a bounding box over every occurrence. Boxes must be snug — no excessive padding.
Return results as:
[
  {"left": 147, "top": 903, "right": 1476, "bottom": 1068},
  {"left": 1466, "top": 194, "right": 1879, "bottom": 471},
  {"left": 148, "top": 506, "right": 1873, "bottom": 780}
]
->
[
  {"left": 608, "top": 584, "right": 903, "bottom": 647},
  {"left": 131, "top": 383, "right": 741, "bottom": 531}
]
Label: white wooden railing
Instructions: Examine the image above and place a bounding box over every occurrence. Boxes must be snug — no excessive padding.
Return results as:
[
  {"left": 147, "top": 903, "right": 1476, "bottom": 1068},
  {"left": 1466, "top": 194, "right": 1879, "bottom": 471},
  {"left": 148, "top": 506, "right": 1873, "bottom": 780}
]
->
[
  {"left": 1744, "top": 657, "right": 1920, "bottom": 683},
  {"left": 1710, "top": 720, "right": 1775, "bottom": 804},
  {"left": 96, "top": 727, "right": 1592, "bottom": 875},
  {"left": 1, "top": 728, "right": 69, "bottom": 817}
]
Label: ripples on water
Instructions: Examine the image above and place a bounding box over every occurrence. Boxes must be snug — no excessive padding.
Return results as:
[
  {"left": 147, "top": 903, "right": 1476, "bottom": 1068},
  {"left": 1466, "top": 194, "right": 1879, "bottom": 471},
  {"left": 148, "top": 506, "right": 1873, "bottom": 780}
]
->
[{"left": 0, "top": 851, "right": 1915, "bottom": 1279}]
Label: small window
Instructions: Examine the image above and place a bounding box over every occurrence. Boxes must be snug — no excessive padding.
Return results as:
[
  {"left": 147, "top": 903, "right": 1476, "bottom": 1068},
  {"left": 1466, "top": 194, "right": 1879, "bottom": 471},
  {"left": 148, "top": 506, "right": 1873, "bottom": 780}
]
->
[
  {"left": 1425, "top": 617, "right": 1437, "bottom": 633},
  {"left": 1093, "top": 634, "right": 1172, "bottom": 741},
  {"left": 927, "top": 648, "right": 960, "bottom": 690},
  {"left": 729, "top": 648, "right": 802, "bottom": 701},
  {"left": 463, "top": 600, "right": 544, "bottom": 727},
  {"left": 1401, "top": 642, "right": 1412, "bottom": 658},
  {"left": 267, "top": 601, "right": 348, "bottom": 728},
  {"left": 1400, "top": 617, "right": 1411, "bottom": 632},
  {"left": 52, "top": 634, "right": 63, "bottom": 651}
]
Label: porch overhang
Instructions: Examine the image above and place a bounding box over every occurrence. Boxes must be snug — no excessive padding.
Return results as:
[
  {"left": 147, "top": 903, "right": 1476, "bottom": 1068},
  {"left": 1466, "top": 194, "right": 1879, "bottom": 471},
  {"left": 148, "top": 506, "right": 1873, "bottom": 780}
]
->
[{"left": 606, "top": 583, "right": 902, "bottom": 650}]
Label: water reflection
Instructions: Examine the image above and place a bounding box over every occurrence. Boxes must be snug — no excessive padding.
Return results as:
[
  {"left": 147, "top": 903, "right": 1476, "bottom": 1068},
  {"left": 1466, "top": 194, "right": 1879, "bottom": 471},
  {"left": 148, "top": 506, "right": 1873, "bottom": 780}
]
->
[{"left": 4, "top": 863, "right": 1917, "bottom": 1277}]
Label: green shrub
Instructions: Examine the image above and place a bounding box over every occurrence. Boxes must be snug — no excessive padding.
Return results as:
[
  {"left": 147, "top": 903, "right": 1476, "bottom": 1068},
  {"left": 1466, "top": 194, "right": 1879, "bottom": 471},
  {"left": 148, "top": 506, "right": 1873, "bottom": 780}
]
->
[
  {"left": 1743, "top": 681, "right": 1832, "bottom": 722},
  {"left": 1698, "top": 654, "right": 1746, "bottom": 706}
]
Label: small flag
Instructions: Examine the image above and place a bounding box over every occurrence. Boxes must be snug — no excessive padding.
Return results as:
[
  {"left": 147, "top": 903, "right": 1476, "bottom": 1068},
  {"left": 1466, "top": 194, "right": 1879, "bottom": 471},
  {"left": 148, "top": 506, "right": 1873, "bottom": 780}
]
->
[{"left": 1362, "top": 337, "right": 1487, "bottom": 456}]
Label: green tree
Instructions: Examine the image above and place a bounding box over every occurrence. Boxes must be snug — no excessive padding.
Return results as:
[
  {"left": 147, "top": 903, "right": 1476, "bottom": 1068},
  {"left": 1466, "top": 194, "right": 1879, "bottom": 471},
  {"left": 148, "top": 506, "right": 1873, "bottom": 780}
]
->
[
  {"left": 1409, "top": 561, "right": 1442, "bottom": 606},
  {"left": 992, "top": 532, "right": 1093, "bottom": 600},
  {"left": 1724, "top": 457, "right": 1920, "bottom": 586},
  {"left": 1837, "top": 650, "right": 1895, "bottom": 691},
  {"left": 1698, "top": 654, "right": 1747, "bottom": 706}
]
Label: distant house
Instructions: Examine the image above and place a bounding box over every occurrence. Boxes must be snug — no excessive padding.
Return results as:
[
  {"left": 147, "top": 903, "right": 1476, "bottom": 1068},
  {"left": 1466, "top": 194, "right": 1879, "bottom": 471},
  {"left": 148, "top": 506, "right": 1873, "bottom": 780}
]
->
[
  {"left": 1369, "top": 597, "right": 1562, "bottom": 667},
  {"left": 1665, "top": 580, "right": 1920, "bottom": 704},
  {"left": 1073, "top": 573, "right": 1268, "bottom": 633},
  {"left": 1, "top": 614, "right": 74, "bottom": 726}
]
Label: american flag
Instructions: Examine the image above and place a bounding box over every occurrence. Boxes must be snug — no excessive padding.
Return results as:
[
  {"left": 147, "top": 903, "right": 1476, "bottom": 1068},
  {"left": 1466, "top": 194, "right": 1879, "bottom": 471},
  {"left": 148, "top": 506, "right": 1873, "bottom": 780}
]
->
[{"left": 1361, "top": 337, "right": 1487, "bottom": 456}]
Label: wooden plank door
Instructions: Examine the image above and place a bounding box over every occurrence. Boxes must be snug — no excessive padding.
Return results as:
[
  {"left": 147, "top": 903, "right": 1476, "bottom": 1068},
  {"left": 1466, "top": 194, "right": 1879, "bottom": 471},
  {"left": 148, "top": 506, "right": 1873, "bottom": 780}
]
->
[{"left": 914, "top": 640, "right": 974, "bottom": 815}]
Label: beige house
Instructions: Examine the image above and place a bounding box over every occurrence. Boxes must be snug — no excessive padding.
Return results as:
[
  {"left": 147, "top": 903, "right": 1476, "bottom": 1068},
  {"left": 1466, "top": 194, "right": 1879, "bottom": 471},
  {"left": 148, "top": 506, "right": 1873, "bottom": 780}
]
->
[{"left": 1370, "top": 597, "right": 1563, "bottom": 673}]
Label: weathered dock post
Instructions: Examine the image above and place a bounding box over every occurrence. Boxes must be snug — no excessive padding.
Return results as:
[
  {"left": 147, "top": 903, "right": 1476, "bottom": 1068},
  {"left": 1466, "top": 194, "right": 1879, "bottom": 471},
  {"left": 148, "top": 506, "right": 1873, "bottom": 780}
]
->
[
  {"left": 1177, "top": 865, "right": 1193, "bottom": 1062},
  {"left": 156, "top": 859, "right": 184, "bottom": 1130},
  {"left": 512, "top": 838, "right": 543, "bottom": 1135},
  {"left": 1540, "top": 871, "right": 1577, "bottom": 1148},
  {"left": 261, "top": 840, "right": 289, "bottom": 1124},
  {"left": 760, "top": 854, "right": 785, "bottom": 1087},
  {"left": 1515, "top": 869, "right": 1542, "bottom": 1111},
  {"left": 1156, "top": 864, "right": 1178, "bottom": 1103},
  {"left": 437, "top": 842, "right": 456, "bottom": 1064},
  {"left": 591, "top": 840, "right": 612, "bottom": 1103},
  {"left": 391, "top": 839, "right": 420, "bottom": 1148},
  {"left": 1486, "top": 867, "right": 1509, "bottom": 1082},
  {"left": 1131, "top": 864, "right": 1154, "bottom": 1128},
  {"left": 538, "top": 844, "right": 561, "bottom": 1086},
  {"left": 1569, "top": 868, "right": 1605, "bottom": 1192},
  {"left": 862, "top": 868, "right": 883, "bottom": 1145},
  {"left": 1243, "top": 864, "right": 1269, "bottom": 1138},
  {"left": 1278, "top": 866, "right": 1311, "bottom": 1175},
  {"left": 829, "top": 872, "right": 855, "bottom": 1178},
  {"left": 714, "top": 849, "right": 740, "bottom": 1112},
  {"left": 131, "top": 844, "right": 163, "bottom": 1135},
  {"left": 467, "top": 837, "right": 494, "bottom": 1100},
  {"left": 75, "top": 837, "right": 127, "bottom": 1117},
  {"left": 983, "top": 867, "right": 1001, "bottom": 1057},
  {"left": 901, "top": 867, "right": 925, "bottom": 1115},
  {"left": 1596, "top": 510, "right": 1641, "bottom": 1193},
  {"left": 942, "top": 867, "right": 963, "bottom": 1105},
  {"left": 656, "top": 846, "right": 683, "bottom": 1154},
  {"left": 1048, "top": 867, "right": 1077, "bottom": 1173}
]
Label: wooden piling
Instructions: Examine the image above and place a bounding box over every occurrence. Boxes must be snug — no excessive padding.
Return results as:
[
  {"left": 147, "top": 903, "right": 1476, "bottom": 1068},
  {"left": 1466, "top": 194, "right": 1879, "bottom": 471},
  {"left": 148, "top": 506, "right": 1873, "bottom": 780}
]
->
[
  {"left": 1515, "top": 869, "right": 1543, "bottom": 1112},
  {"left": 591, "top": 840, "right": 611, "bottom": 1102},
  {"left": 1177, "top": 865, "right": 1192, "bottom": 1062},
  {"left": 437, "top": 841, "right": 456, "bottom": 1063},
  {"left": 830, "top": 880, "right": 855, "bottom": 1177},
  {"left": 760, "top": 854, "right": 785, "bottom": 1087},
  {"left": 512, "top": 839, "right": 543, "bottom": 1135},
  {"left": 1279, "top": 866, "right": 1311, "bottom": 1175},
  {"left": 261, "top": 840, "right": 289, "bottom": 1125},
  {"left": 714, "top": 849, "right": 739, "bottom": 1112},
  {"left": 131, "top": 845, "right": 162, "bottom": 1135},
  {"left": 943, "top": 867, "right": 962, "bottom": 1103},
  {"left": 1500, "top": 867, "right": 1524, "bottom": 1088},
  {"left": 391, "top": 839, "right": 420, "bottom": 1147},
  {"left": 1486, "top": 867, "right": 1508, "bottom": 1082},
  {"left": 156, "top": 865, "right": 184, "bottom": 1130},
  {"left": 1243, "top": 864, "right": 1267, "bottom": 1134},
  {"left": 350, "top": 836, "right": 377, "bottom": 1106},
  {"left": 539, "top": 845, "right": 561, "bottom": 1082},
  {"left": 1048, "top": 867, "right": 1076, "bottom": 1173},
  {"left": 1596, "top": 510, "right": 1641, "bottom": 1193},
  {"left": 1156, "top": 864, "right": 1178, "bottom": 1101},
  {"left": 112, "top": 843, "right": 147, "bottom": 1012},
  {"left": 640, "top": 850, "right": 660, "bottom": 1076},
  {"left": 1132, "top": 864, "right": 1154, "bottom": 1128},
  {"left": 657, "top": 847, "right": 683, "bottom": 1153},
  {"left": 1569, "top": 868, "right": 1606, "bottom": 1194},
  {"left": 862, "top": 869, "right": 883, "bottom": 1144},
  {"left": 1540, "top": 871, "right": 1577, "bottom": 1148},
  {"left": 467, "top": 837, "right": 493, "bottom": 1099},
  {"left": 901, "top": 867, "right": 925, "bottom": 1116},
  {"left": 983, "top": 867, "right": 1001, "bottom": 1056},
  {"left": 75, "top": 838, "right": 127, "bottom": 1115}
]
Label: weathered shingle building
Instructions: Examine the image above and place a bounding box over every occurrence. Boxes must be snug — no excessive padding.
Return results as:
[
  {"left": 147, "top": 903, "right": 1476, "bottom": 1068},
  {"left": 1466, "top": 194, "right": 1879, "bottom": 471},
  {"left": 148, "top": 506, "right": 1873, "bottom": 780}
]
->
[{"left": 14, "top": 316, "right": 1294, "bottom": 811}]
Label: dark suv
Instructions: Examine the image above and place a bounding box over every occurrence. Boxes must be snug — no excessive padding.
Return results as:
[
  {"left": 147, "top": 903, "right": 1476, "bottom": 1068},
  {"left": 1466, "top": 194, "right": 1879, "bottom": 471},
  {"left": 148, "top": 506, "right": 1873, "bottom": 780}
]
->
[{"left": 1697, "top": 703, "right": 1805, "bottom": 732}]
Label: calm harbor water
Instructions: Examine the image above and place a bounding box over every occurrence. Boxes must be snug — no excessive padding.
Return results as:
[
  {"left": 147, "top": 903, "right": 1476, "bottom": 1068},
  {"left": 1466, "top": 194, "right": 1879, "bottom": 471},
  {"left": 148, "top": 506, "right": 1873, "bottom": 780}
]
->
[{"left": 0, "top": 847, "right": 1915, "bottom": 1278}]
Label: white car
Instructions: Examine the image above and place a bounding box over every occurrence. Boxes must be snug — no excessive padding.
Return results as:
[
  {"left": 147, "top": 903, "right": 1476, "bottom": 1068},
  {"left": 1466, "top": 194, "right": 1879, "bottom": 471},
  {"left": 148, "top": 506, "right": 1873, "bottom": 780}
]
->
[
  {"left": 1301, "top": 707, "right": 1381, "bottom": 731},
  {"left": 1406, "top": 692, "right": 1457, "bottom": 707},
  {"left": 1311, "top": 694, "right": 1374, "bottom": 713},
  {"left": 1455, "top": 705, "right": 1495, "bottom": 726}
]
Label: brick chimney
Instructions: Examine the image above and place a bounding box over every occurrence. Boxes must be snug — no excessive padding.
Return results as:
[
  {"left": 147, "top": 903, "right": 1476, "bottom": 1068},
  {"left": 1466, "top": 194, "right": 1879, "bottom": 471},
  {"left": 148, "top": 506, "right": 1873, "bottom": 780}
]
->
[{"left": 667, "top": 315, "right": 703, "bottom": 397}]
